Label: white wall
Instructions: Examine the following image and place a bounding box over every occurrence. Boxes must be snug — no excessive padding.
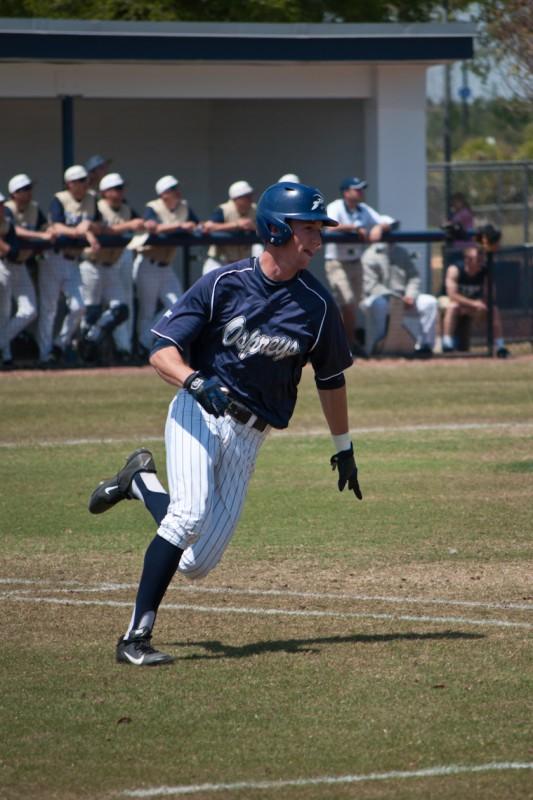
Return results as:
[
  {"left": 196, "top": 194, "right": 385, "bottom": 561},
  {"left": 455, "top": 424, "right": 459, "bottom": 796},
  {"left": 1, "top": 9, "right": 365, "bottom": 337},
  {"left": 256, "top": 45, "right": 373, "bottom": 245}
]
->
[
  {"left": 0, "top": 97, "right": 365, "bottom": 217},
  {"left": 365, "top": 64, "right": 429, "bottom": 285},
  {"left": 0, "top": 62, "right": 372, "bottom": 99},
  {"left": 0, "top": 96, "right": 365, "bottom": 284},
  {"left": 0, "top": 59, "right": 429, "bottom": 283}
]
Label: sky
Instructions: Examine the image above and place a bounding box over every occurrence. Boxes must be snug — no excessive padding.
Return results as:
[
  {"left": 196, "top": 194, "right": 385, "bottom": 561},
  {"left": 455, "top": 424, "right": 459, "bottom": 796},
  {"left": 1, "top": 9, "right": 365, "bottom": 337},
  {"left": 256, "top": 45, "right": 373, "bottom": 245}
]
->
[{"left": 426, "top": 61, "right": 512, "bottom": 102}]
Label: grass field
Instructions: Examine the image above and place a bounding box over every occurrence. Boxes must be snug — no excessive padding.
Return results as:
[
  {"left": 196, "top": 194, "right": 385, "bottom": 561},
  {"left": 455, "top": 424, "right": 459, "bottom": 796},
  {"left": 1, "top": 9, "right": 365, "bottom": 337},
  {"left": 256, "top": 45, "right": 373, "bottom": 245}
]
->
[{"left": 1, "top": 357, "right": 532, "bottom": 800}]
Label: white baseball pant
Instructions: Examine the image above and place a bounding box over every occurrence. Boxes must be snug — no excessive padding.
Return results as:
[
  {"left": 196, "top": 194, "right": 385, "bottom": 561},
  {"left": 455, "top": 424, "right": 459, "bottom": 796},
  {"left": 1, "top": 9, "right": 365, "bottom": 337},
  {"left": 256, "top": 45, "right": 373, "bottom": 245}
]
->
[
  {"left": 157, "top": 390, "right": 269, "bottom": 580},
  {"left": 113, "top": 249, "right": 134, "bottom": 354},
  {"left": 361, "top": 293, "right": 438, "bottom": 354},
  {"left": 133, "top": 254, "right": 182, "bottom": 350},
  {"left": 0, "top": 261, "right": 37, "bottom": 360},
  {"left": 79, "top": 259, "right": 126, "bottom": 307},
  {"left": 37, "top": 252, "right": 85, "bottom": 359}
]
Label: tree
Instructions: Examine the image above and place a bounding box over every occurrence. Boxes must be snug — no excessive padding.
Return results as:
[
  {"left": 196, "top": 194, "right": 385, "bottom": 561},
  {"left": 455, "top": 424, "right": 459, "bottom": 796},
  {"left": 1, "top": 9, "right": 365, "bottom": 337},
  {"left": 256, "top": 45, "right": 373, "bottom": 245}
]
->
[
  {"left": 0, "top": 0, "right": 472, "bottom": 23},
  {"left": 471, "top": 0, "right": 533, "bottom": 102}
]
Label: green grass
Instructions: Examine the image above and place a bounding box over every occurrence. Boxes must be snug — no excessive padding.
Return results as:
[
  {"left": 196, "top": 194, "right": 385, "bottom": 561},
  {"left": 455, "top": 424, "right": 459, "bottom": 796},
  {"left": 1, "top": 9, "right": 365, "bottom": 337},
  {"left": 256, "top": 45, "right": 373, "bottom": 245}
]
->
[{"left": 1, "top": 359, "right": 532, "bottom": 799}]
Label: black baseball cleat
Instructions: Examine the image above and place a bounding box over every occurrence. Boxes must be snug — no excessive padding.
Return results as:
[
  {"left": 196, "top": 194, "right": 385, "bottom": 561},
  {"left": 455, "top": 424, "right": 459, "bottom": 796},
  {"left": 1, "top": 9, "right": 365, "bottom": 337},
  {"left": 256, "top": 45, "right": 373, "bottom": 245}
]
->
[
  {"left": 116, "top": 627, "right": 174, "bottom": 666},
  {"left": 88, "top": 448, "right": 156, "bottom": 514},
  {"left": 496, "top": 346, "right": 510, "bottom": 359}
]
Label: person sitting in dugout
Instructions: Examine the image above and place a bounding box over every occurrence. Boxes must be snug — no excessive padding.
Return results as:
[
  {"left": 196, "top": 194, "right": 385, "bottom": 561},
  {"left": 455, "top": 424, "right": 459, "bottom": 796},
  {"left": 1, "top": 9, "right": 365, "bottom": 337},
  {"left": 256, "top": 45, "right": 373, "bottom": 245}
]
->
[{"left": 440, "top": 243, "right": 509, "bottom": 358}]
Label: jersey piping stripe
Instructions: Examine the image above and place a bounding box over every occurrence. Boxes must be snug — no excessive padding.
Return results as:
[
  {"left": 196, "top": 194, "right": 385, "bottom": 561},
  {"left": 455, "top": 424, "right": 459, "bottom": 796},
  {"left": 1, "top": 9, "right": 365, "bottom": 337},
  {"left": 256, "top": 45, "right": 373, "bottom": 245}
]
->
[
  {"left": 209, "top": 265, "right": 254, "bottom": 322},
  {"left": 149, "top": 328, "right": 184, "bottom": 351},
  {"left": 296, "top": 273, "right": 327, "bottom": 352},
  {"left": 317, "top": 368, "right": 347, "bottom": 382}
]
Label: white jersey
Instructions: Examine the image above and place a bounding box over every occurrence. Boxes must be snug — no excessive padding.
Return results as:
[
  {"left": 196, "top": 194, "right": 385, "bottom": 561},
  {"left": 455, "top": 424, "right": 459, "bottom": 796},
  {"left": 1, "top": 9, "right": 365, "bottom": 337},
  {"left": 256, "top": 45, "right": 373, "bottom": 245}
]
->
[{"left": 324, "top": 199, "right": 382, "bottom": 262}]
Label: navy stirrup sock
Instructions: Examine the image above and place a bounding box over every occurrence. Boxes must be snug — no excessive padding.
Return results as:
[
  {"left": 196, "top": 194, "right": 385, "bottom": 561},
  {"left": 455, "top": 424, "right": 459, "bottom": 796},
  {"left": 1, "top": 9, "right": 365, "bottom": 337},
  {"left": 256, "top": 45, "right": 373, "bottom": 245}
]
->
[
  {"left": 132, "top": 474, "right": 170, "bottom": 526},
  {"left": 131, "top": 535, "right": 183, "bottom": 632}
]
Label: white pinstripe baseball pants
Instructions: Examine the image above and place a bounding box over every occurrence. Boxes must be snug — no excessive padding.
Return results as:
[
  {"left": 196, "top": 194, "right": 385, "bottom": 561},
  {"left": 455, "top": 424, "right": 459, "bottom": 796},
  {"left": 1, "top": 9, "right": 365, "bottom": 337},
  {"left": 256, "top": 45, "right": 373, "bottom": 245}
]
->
[{"left": 157, "top": 390, "right": 269, "bottom": 580}]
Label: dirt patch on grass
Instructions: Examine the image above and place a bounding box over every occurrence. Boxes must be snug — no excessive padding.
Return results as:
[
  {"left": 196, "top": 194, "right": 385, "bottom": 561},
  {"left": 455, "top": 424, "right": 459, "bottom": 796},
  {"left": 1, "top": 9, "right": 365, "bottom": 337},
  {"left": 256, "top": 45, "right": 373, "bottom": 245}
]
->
[{"left": 3, "top": 552, "right": 531, "bottom": 606}]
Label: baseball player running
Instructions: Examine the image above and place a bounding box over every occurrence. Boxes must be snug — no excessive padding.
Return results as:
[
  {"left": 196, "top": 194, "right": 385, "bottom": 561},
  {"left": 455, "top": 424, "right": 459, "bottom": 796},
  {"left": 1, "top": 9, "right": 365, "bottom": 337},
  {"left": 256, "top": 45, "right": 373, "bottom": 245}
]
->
[{"left": 88, "top": 181, "right": 363, "bottom": 666}]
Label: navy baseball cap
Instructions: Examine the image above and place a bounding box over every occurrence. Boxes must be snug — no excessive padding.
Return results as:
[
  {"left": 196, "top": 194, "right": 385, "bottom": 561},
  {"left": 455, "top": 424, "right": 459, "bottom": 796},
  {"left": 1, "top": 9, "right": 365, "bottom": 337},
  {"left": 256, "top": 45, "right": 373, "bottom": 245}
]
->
[
  {"left": 340, "top": 176, "right": 367, "bottom": 192},
  {"left": 85, "top": 154, "right": 110, "bottom": 173}
]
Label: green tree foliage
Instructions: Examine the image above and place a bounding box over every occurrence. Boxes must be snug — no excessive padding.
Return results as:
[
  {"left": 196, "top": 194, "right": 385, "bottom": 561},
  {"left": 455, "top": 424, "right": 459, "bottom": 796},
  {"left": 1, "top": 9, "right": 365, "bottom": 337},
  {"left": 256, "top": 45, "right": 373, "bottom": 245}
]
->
[
  {"left": 427, "top": 97, "right": 533, "bottom": 162},
  {"left": 475, "top": 0, "right": 533, "bottom": 102},
  {"left": 0, "top": 0, "right": 470, "bottom": 22}
]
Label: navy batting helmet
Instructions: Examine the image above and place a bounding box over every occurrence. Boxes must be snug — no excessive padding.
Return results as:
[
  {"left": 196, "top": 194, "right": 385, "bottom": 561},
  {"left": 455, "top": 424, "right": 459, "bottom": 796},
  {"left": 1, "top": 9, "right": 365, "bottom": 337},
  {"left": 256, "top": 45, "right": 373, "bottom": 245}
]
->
[{"left": 256, "top": 182, "right": 338, "bottom": 246}]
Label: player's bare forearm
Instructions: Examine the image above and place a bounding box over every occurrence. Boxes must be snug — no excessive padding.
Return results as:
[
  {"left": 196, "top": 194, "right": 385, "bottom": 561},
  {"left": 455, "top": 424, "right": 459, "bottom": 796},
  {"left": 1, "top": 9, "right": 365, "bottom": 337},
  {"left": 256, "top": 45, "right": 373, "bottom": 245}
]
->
[
  {"left": 150, "top": 345, "right": 195, "bottom": 388},
  {"left": 317, "top": 385, "right": 350, "bottom": 436},
  {"left": 52, "top": 222, "right": 84, "bottom": 238}
]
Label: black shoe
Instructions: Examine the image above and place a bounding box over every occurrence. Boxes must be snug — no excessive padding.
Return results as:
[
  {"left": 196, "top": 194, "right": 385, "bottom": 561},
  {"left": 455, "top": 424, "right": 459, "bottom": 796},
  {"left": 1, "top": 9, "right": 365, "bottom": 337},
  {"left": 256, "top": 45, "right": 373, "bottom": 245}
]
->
[
  {"left": 413, "top": 344, "right": 433, "bottom": 358},
  {"left": 78, "top": 337, "right": 99, "bottom": 363},
  {"left": 114, "top": 350, "right": 134, "bottom": 366},
  {"left": 88, "top": 448, "right": 156, "bottom": 514},
  {"left": 135, "top": 344, "right": 150, "bottom": 365},
  {"left": 496, "top": 346, "right": 510, "bottom": 359},
  {"left": 1, "top": 358, "right": 15, "bottom": 371},
  {"left": 442, "top": 343, "right": 455, "bottom": 353},
  {"left": 116, "top": 627, "right": 174, "bottom": 666},
  {"left": 38, "top": 347, "right": 63, "bottom": 370},
  {"left": 350, "top": 342, "right": 369, "bottom": 359}
]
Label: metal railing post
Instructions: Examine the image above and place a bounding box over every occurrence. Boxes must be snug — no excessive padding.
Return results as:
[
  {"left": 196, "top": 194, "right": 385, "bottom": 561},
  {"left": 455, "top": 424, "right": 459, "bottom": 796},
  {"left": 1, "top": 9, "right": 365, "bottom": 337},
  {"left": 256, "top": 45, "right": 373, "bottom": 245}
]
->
[
  {"left": 61, "top": 96, "right": 75, "bottom": 173},
  {"left": 183, "top": 245, "right": 191, "bottom": 291},
  {"left": 486, "top": 249, "right": 495, "bottom": 357}
]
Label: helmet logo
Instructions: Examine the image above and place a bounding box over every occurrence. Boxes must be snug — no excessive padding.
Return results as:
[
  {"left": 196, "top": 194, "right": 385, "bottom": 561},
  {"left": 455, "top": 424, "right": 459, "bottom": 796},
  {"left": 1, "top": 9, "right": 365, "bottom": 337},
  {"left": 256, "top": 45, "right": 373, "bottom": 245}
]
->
[{"left": 311, "top": 194, "right": 324, "bottom": 211}]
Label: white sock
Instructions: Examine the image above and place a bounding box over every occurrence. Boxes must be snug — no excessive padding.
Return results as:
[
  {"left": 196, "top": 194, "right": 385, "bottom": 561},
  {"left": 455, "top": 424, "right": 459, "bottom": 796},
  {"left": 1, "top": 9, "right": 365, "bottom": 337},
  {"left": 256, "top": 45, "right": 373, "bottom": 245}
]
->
[
  {"left": 443, "top": 335, "right": 454, "bottom": 348},
  {"left": 131, "top": 471, "right": 167, "bottom": 500},
  {"left": 495, "top": 337, "right": 505, "bottom": 349}
]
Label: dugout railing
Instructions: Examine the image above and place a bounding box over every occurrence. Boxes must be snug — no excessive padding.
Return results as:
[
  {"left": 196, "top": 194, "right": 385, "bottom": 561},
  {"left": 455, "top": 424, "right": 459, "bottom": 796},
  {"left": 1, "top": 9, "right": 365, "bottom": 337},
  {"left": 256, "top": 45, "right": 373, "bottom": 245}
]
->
[{"left": 15, "top": 230, "right": 533, "bottom": 359}]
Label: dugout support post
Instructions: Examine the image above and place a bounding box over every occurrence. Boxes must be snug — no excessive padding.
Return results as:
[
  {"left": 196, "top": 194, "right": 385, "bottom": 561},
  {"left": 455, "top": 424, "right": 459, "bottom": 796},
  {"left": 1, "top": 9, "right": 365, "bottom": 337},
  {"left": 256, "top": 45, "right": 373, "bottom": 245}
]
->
[
  {"left": 61, "top": 95, "right": 75, "bottom": 175},
  {"left": 486, "top": 249, "right": 495, "bottom": 358},
  {"left": 183, "top": 244, "right": 191, "bottom": 292}
]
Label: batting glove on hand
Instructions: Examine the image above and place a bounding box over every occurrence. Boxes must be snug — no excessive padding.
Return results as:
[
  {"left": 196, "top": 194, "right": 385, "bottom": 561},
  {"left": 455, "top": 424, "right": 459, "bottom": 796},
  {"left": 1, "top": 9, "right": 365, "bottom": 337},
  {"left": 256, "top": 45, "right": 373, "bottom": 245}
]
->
[
  {"left": 183, "top": 371, "right": 230, "bottom": 418},
  {"left": 330, "top": 444, "right": 363, "bottom": 500}
]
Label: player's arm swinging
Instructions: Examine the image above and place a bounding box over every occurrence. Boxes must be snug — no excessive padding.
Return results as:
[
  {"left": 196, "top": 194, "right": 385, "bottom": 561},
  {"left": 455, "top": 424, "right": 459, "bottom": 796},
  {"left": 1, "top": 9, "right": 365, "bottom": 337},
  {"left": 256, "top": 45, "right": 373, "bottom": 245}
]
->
[
  {"left": 150, "top": 345, "right": 230, "bottom": 418},
  {"left": 318, "top": 385, "right": 363, "bottom": 500},
  {"left": 150, "top": 345, "right": 194, "bottom": 388}
]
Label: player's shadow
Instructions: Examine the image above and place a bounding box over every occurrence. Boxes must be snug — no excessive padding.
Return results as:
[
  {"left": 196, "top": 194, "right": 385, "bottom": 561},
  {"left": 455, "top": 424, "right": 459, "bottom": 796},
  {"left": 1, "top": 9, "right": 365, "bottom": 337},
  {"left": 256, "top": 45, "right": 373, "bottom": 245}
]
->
[{"left": 167, "top": 630, "right": 484, "bottom": 661}]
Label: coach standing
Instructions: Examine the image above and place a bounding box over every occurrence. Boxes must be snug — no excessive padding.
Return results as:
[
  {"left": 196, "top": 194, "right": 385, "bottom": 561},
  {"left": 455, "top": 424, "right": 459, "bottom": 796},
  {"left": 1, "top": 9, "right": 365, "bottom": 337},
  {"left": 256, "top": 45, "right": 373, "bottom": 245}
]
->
[{"left": 324, "top": 177, "right": 391, "bottom": 353}]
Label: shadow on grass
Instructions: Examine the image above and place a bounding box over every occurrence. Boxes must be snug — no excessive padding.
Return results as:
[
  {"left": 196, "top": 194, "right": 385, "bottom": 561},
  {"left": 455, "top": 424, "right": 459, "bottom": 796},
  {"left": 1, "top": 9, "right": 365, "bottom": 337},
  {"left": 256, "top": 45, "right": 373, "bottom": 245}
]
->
[{"left": 166, "top": 629, "right": 484, "bottom": 660}]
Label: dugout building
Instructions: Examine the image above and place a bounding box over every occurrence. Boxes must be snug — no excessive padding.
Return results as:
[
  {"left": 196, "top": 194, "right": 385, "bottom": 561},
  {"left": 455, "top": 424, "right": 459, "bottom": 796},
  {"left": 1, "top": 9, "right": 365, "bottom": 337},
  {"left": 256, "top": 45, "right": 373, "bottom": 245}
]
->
[{"left": 0, "top": 18, "right": 474, "bottom": 230}]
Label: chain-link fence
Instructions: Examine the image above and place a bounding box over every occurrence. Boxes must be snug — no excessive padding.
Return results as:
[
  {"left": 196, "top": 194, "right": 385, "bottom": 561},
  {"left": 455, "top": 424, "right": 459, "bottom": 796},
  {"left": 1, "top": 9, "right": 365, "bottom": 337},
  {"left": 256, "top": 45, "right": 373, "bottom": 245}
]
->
[
  {"left": 428, "top": 161, "right": 533, "bottom": 347},
  {"left": 428, "top": 160, "right": 532, "bottom": 246}
]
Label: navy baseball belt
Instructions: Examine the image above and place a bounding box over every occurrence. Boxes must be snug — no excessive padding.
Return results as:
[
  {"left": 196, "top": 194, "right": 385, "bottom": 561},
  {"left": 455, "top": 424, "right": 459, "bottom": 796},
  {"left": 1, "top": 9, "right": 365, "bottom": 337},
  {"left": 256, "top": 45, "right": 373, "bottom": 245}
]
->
[{"left": 226, "top": 399, "right": 269, "bottom": 432}]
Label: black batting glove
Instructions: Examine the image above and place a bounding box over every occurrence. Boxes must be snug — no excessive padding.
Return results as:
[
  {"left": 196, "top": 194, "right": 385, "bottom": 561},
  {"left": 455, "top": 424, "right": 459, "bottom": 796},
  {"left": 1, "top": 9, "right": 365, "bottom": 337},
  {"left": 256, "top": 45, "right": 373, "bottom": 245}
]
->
[
  {"left": 183, "top": 371, "right": 230, "bottom": 418},
  {"left": 330, "top": 444, "right": 363, "bottom": 500}
]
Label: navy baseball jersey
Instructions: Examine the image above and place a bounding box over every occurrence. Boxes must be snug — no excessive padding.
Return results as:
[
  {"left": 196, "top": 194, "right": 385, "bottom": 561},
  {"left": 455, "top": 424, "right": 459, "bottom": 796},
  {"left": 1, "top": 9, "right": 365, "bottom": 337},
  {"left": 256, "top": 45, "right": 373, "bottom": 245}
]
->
[{"left": 152, "top": 257, "right": 353, "bottom": 429}]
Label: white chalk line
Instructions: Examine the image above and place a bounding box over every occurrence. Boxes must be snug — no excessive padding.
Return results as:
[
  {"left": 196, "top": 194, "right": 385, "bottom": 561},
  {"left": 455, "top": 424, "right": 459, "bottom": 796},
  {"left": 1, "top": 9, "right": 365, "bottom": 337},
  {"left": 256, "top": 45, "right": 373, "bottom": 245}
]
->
[
  {"left": 1, "top": 577, "right": 531, "bottom": 612},
  {"left": 3, "top": 593, "right": 531, "bottom": 630},
  {"left": 121, "top": 761, "right": 533, "bottom": 797},
  {"left": 1, "top": 420, "right": 533, "bottom": 449}
]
